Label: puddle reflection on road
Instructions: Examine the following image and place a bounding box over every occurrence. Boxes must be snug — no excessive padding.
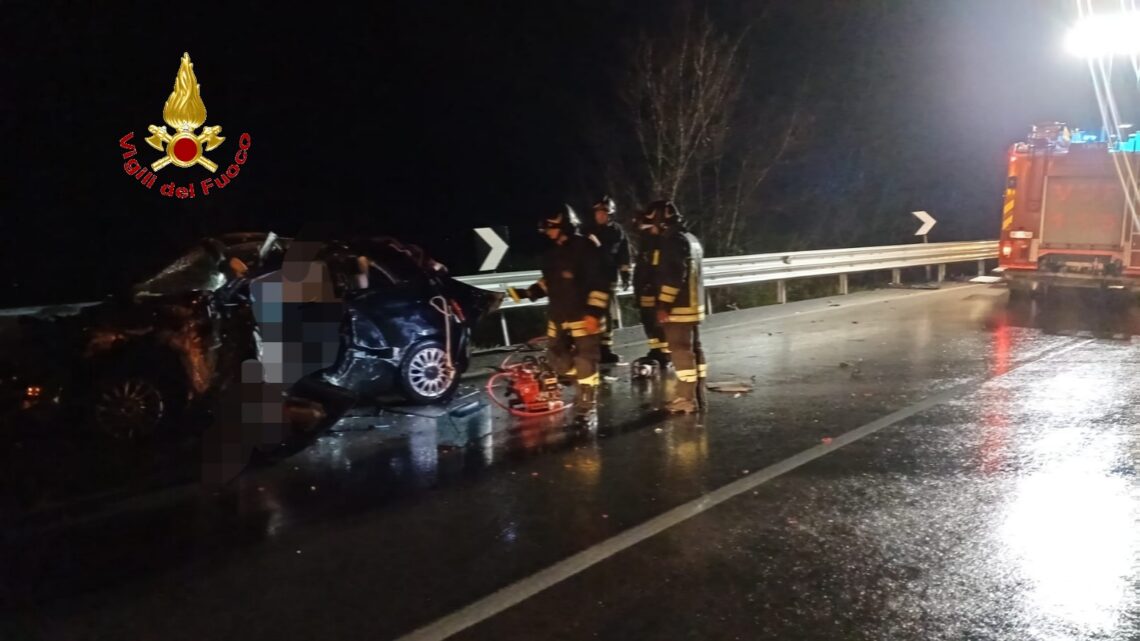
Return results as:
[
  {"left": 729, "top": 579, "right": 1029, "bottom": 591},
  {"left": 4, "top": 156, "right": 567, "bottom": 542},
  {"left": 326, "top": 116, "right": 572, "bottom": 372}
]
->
[{"left": 984, "top": 288, "right": 1140, "bottom": 340}]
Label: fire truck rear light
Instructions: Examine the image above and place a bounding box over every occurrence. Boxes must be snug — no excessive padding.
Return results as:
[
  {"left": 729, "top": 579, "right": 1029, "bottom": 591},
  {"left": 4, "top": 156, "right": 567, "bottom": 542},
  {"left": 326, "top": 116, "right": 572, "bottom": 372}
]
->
[
  {"left": 1001, "top": 243, "right": 1013, "bottom": 257},
  {"left": 1009, "top": 231, "right": 1033, "bottom": 239}
]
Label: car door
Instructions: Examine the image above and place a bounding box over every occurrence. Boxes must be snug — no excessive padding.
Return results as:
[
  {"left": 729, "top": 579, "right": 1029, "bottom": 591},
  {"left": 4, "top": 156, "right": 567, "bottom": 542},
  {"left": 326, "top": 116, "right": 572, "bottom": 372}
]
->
[{"left": 343, "top": 255, "right": 439, "bottom": 356}]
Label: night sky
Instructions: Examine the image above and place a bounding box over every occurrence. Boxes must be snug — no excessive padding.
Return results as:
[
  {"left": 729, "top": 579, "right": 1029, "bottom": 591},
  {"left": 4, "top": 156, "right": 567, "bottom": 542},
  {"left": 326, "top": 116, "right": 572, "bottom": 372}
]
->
[{"left": 1, "top": 0, "right": 1118, "bottom": 305}]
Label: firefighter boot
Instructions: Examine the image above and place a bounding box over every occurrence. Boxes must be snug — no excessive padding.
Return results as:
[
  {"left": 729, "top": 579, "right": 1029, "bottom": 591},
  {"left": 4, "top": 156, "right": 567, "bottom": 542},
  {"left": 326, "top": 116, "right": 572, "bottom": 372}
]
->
[
  {"left": 665, "top": 381, "right": 698, "bottom": 414},
  {"left": 573, "top": 384, "right": 598, "bottom": 426}
]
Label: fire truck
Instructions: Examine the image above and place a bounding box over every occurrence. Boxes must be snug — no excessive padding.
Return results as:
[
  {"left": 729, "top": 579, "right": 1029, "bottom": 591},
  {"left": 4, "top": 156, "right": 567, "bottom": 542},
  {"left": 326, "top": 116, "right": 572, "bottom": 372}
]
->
[{"left": 999, "top": 122, "right": 1140, "bottom": 296}]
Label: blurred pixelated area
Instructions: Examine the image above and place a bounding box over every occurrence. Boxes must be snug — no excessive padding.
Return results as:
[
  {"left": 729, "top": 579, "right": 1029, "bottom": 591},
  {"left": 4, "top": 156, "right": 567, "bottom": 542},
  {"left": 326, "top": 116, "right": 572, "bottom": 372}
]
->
[{"left": 204, "top": 240, "right": 355, "bottom": 486}]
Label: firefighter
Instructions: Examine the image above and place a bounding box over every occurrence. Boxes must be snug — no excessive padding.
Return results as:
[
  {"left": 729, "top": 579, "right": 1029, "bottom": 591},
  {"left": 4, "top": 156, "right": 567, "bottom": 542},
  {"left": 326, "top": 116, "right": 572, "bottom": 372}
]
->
[
  {"left": 507, "top": 205, "right": 611, "bottom": 424},
  {"left": 645, "top": 200, "right": 707, "bottom": 414},
  {"left": 632, "top": 207, "right": 670, "bottom": 370},
  {"left": 583, "top": 195, "right": 631, "bottom": 364}
]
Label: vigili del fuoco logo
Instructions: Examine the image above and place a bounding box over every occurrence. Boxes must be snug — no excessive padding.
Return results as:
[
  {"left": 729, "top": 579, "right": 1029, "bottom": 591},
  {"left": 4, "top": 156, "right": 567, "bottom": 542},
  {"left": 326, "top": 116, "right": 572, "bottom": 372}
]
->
[{"left": 118, "top": 52, "right": 251, "bottom": 199}]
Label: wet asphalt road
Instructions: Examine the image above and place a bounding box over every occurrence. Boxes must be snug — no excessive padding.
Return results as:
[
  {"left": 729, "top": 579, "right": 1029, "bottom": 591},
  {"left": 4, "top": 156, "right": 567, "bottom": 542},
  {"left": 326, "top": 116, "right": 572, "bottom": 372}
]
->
[{"left": 6, "top": 284, "right": 1140, "bottom": 640}]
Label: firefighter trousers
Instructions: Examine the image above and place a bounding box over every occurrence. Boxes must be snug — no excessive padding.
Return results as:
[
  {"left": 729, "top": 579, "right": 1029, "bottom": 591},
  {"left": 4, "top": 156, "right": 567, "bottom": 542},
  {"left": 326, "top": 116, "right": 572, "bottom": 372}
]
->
[
  {"left": 546, "top": 320, "right": 602, "bottom": 389},
  {"left": 638, "top": 296, "right": 669, "bottom": 360},
  {"left": 662, "top": 322, "right": 707, "bottom": 402}
]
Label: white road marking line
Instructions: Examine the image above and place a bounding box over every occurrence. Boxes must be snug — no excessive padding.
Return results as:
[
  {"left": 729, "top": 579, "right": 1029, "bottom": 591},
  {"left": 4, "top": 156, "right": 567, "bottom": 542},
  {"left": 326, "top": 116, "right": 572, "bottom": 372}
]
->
[{"left": 396, "top": 335, "right": 1088, "bottom": 641}]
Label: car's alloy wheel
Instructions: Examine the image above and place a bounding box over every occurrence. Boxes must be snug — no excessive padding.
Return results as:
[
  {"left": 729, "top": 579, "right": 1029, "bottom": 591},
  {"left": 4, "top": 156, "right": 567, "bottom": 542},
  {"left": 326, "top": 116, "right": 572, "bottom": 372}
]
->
[
  {"left": 93, "top": 377, "right": 165, "bottom": 440},
  {"left": 405, "top": 346, "right": 454, "bottom": 399}
]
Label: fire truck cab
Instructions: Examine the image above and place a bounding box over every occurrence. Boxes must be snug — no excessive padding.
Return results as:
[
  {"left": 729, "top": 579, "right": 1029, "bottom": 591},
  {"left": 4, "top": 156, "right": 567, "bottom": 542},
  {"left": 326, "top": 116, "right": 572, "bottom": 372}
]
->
[{"left": 999, "top": 122, "right": 1140, "bottom": 296}]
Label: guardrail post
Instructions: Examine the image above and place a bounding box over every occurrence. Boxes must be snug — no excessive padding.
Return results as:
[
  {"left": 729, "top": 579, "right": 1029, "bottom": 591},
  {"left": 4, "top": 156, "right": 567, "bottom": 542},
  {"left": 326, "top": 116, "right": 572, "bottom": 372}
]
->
[
  {"left": 777, "top": 280, "right": 787, "bottom": 304},
  {"left": 614, "top": 300, "right": 623, "bottom": 328},
  {"left": 706, "top": 292, "right": 714, "bottom": 315},
  {"left": 891, "top": 268, "right": 901, "bottom": 285},
  {"left": 977, "top": 259, "right": 986, "bottom": 277},
  {"left": 499, "top": 313, "right": 511, "bottom": 346},
  {"left": 838, "top": 273, "right": 849, "bottom": 295},
  {"left": 937, "top": 264, "right": 946, "bottom": 283}
]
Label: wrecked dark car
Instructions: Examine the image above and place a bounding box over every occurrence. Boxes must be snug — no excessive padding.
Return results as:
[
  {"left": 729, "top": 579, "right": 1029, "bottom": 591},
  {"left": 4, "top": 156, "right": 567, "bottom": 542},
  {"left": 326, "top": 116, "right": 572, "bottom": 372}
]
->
[{"left": 0, "top": 233, "right": 501, "bottom": 442}]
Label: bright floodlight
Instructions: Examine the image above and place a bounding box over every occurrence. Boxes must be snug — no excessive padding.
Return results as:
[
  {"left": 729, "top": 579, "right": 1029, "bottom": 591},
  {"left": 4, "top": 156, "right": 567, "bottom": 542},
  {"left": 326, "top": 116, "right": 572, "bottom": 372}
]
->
[{"left": 1065, "top": 12, "right": 1140, "bottom": 57}]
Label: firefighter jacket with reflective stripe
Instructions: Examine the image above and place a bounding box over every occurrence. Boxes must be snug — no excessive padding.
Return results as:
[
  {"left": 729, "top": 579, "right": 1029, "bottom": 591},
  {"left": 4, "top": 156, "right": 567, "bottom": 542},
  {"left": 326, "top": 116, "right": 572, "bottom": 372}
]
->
[
  {"left": 584, "top": 221, "right": 631, "bottom": 284},
  {"left": 656, "top": 231, "right": 706, "bottom": 323},
  {"left": 632, "top": 233, "right": 661, "bottom": 309},
  {"left": 525, "top": 234, "right": 611, "bottom": 324}
]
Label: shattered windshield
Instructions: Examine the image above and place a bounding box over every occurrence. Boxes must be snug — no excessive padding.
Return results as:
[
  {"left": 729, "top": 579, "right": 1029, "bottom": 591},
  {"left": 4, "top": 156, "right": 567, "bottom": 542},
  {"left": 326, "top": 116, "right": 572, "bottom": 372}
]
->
[{"left": 132, "top": 246, "right": 227, "bottom": 296}]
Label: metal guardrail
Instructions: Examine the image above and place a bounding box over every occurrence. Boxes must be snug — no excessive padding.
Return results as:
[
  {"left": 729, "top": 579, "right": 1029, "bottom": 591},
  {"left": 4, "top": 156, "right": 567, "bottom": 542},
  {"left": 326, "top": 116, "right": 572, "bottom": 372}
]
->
[{"left": 458, "top": 240, "right": 999, "bottom": 344}]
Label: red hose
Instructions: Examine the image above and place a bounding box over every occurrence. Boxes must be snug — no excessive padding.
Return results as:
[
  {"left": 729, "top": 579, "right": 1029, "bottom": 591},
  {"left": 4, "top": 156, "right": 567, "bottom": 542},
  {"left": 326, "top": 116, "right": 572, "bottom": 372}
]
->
[{"left": 484, "top": 371, "right": 572, "bottom": 418}]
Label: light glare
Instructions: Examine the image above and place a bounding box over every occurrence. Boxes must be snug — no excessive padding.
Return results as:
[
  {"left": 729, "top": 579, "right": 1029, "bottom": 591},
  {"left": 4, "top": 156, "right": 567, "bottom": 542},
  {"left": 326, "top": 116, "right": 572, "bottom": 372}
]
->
[{"left": 1065, "top": 12, "right": 1140, "bottom": 58}]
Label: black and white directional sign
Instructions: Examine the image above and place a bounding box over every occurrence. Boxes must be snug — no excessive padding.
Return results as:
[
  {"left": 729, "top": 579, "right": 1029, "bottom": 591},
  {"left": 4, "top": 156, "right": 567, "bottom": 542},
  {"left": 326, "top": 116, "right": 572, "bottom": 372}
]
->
[
  {"left": 475, "top": 227, "right": 509, "bottom": 271},
  {"left": 912, "top": 210, "right": 936, "bottom": 236}
]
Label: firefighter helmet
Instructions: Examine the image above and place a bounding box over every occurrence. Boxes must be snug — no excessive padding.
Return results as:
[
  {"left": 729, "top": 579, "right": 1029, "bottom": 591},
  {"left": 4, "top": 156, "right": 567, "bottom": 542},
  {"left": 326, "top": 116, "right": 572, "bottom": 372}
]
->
[
  {"left": 641, "top": 200, "right": 684, "bottom": 231},
  {"left": 592, "top": 195, "right": 617, "bottom": 218},
  {"left": 634, "top": 204, "right": 657, "bottom": 232},
  {"left": 538, "top": 204, "right": 580, "bottom": 235}
]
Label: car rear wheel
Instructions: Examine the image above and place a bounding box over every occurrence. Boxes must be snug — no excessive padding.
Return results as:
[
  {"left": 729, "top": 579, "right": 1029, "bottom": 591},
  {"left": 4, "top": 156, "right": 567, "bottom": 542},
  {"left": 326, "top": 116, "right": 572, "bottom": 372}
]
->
[{"left": 399, "top": 340, "right": 459, "bottom": 404}]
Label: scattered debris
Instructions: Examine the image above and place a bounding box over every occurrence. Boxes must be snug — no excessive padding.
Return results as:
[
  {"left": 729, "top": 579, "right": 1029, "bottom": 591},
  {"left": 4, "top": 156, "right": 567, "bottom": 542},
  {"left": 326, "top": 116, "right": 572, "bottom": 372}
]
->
[
  {"left": 654, "top": 427, "right": 664, "bottom": 434},
  {"left": 839, "top": 362, "right": 851, "bottom": 369},
  {"left": 734, "top": 393, "right": 742, "bottom": 398},
  {"left": 603, "top": 376, "right": 619, "bottom": 382},
  {"left": 821, "top": 437, "right": 833, "bottom": 444},
  {"left": 707, "top": 381, "right": 754, "bottom": 393},
  {"left": 309, "top": 485, "right": 317, "bottom": 491}
]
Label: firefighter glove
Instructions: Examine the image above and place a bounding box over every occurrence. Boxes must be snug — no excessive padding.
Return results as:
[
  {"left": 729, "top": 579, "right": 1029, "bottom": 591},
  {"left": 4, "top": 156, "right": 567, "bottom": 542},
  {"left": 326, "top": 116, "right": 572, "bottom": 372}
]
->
[{"left": 506, "top": 286, "right": 528, "bottom": 303}]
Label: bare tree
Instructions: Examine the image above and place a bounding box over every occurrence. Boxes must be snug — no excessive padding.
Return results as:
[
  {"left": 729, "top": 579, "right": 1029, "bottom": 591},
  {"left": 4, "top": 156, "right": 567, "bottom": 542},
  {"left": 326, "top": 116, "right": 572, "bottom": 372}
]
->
[
  {"left": 622, "top": 12, "right": 744, "bottom": 201},
  {"left": 615, "top": 10, "right": 807, "bottom": 255},
  {"left": 697, "top": 79, "right": 808, "bottom": 255}
]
